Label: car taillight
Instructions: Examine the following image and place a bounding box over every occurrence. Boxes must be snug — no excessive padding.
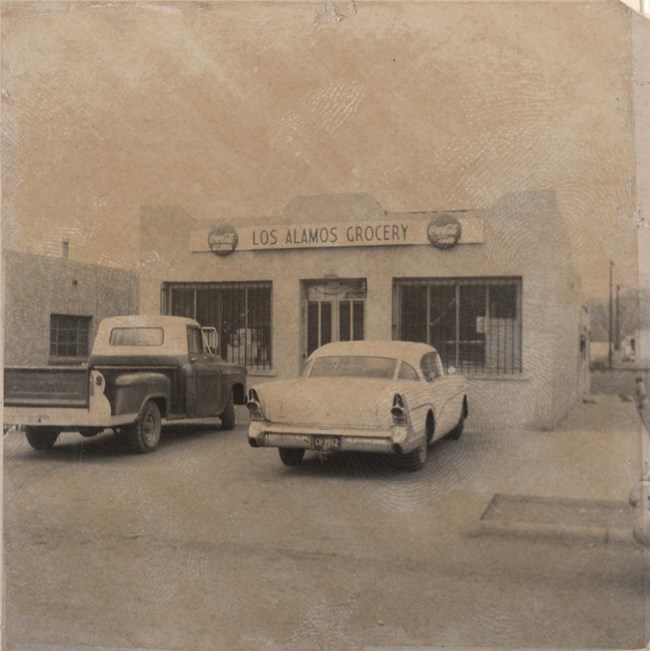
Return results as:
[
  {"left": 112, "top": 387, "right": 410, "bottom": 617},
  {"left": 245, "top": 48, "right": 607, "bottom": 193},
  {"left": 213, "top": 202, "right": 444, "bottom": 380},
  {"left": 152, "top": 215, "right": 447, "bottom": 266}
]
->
[
  {"left": 247, "top": 388, "right": 265, "bottom": 421},
  {"left": 391, "top": 393, "right": 407, "bottom": 426}
]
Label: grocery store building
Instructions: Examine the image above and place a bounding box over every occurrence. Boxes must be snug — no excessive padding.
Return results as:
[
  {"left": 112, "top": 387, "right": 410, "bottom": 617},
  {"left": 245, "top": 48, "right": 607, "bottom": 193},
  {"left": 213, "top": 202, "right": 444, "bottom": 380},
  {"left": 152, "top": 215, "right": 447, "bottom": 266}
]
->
[{"left": 139, "top": 190, "right": 590, "bottom": 430}]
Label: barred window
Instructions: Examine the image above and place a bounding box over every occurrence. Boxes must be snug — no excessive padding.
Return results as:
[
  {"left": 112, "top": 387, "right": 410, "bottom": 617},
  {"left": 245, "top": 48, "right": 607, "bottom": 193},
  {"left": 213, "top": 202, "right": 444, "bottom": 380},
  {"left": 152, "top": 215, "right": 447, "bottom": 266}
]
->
[
  {"left": 393, "top": 277, "right": 522, "bottom": 374},
  {"left": 161, "top": 281, "right": 272, "bottom": 370},
  {"left": 50, "top": 314, "right": 92, "bottom": 359}
]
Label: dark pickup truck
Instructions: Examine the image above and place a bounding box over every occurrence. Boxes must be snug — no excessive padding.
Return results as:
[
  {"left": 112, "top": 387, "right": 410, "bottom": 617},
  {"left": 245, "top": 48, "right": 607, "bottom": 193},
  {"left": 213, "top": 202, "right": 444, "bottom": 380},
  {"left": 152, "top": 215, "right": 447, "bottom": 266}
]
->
[{"left": 4, "top": 315, "right": 247, "bottom": 453}]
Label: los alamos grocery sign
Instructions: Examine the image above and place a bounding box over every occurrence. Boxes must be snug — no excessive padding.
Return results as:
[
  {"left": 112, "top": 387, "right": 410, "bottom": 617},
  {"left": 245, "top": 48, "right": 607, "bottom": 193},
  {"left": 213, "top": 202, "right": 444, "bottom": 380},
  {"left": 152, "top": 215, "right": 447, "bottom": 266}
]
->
[{"left": 190, "top": 215, "right": 484, "bottom": 256}]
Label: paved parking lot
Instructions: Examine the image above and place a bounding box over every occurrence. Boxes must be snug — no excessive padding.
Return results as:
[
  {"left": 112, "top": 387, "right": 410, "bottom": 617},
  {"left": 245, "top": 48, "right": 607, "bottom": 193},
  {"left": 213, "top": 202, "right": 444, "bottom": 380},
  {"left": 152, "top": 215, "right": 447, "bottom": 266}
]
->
[{"left": 3, "top": 396, "right": 648, "bottom": 650}]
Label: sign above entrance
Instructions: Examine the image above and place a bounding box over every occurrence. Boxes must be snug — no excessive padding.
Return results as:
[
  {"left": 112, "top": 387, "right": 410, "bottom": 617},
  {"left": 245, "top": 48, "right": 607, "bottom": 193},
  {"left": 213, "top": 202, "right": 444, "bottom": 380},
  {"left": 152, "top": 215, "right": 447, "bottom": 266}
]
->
[{"left": 191, "top": 215, "right": 483, "bottom": 254}]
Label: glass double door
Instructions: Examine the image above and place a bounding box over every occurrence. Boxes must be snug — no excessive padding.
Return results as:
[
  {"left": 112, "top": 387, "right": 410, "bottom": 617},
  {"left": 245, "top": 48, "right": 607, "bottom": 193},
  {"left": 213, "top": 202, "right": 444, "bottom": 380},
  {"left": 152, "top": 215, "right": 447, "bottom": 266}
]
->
[{"left": 303, "top": 279, "right": 367, "bottom": 358}]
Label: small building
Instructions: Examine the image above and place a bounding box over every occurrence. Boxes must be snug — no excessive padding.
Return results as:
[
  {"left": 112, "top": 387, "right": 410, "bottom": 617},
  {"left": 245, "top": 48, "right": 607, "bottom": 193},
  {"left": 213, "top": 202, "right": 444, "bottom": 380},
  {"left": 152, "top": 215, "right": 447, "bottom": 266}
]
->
[
  {"left": 3, "top": 250, "right": 139, "bottom": 366},
  {"left": 139, "top": 190, "right": 589, "bottom": 430}
]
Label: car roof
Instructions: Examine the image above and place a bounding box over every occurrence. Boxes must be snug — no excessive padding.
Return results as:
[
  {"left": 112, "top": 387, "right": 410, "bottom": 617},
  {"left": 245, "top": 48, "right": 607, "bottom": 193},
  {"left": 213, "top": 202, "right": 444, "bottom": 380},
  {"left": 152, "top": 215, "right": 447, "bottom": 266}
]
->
[{"left": 310, "top": 340, "right": 437, "bottom": 366}]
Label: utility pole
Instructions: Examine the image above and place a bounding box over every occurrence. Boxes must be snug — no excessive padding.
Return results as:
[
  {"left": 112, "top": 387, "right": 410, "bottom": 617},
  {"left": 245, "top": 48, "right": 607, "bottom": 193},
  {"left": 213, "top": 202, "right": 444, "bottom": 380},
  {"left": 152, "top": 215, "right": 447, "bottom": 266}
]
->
[
  {"left": 608, "top": 260, "right": 614, "bottom": 368},
  {"left": 614, "top": 285, "right": 621, "bottom": 352}
]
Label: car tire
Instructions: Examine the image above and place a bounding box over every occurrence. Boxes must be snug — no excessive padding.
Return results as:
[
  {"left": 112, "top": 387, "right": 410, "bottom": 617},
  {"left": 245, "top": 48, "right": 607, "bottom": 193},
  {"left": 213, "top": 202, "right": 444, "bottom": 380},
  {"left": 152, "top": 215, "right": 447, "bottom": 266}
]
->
[
  {"left": 127, "top": 400, "right": 162, "bottom": 453},
  {"left": 220, "top": 391, "right": 235, "bottom": 431},
  {"left": 279, "top": 447, "right": 305, "bottom": 466},
  {"left": 448, "top": 400, "right": 467, "bottom": 440},
  {"left": 25, "top": 427, "right": 59, "bottom": 451},
  {"left": 78, "top": 427, "right": 101, "bottom": 438},
  {"left": 425, "top": 412, "right": 435, "bottom": 446},
  {"left": 400, "top": 438, "right": 427, "bottom": 471},
  {"left": 448, "top": 414, "right": 464, "bottom": 440}
]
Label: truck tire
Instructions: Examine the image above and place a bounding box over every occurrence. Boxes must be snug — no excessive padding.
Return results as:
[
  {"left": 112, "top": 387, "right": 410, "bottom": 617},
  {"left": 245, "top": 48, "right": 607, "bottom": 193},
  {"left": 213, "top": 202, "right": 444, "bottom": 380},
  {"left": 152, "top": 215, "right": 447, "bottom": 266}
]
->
[
  {"left": 220, "top": 391, "right": 235, "bottom": 430},
  {"left": 127, "top": 400, "right": 162, "bottom": 453},
  {"left": 25, "top": 427, "right": 59, "bottom": 451}
]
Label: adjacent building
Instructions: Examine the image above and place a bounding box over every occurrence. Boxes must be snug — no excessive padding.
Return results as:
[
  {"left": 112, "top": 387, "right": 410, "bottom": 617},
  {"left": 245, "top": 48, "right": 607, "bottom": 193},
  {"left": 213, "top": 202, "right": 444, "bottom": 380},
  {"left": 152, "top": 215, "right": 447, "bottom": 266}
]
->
[{"left": 3, "top": 250, "right": 139, "bottom": 366}]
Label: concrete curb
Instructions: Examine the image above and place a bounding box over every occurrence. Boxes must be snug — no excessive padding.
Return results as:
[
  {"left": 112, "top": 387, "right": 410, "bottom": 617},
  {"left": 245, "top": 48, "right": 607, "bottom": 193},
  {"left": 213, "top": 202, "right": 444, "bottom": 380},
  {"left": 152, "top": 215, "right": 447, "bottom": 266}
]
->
[{"left": 468, "top": 519, "right": 636, "bottom": 545}]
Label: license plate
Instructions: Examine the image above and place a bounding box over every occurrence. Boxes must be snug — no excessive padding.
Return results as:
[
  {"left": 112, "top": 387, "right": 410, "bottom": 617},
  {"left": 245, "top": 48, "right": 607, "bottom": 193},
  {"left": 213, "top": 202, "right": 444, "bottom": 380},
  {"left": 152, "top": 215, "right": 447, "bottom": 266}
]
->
[{"left": 313, "top": 436, "right": 341, "bottom": 450}]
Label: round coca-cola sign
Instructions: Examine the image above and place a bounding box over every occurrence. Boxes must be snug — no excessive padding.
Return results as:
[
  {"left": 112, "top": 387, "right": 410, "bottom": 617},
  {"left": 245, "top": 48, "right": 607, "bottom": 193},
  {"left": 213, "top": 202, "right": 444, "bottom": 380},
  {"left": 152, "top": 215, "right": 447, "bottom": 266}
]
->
[
  {"left": 208, "top": 224, "right": 238, "bottom": 256},
  {"left": 427, "top": 215, "right": 462, "bottom": 249}
]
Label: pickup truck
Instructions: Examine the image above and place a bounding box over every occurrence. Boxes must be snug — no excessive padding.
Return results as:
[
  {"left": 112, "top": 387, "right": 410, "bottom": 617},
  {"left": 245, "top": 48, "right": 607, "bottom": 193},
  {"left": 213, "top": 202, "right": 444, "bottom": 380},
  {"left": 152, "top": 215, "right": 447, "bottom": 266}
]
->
[{"left": 3, "top": 315, "right": 247, "bottom": 453}]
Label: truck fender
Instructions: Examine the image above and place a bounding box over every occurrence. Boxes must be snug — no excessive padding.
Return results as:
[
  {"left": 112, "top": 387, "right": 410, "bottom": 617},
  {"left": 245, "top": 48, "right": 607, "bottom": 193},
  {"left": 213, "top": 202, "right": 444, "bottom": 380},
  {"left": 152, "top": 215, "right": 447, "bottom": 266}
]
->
[{"left": 109, "top": 372, "right": 171, "bottom": 418}]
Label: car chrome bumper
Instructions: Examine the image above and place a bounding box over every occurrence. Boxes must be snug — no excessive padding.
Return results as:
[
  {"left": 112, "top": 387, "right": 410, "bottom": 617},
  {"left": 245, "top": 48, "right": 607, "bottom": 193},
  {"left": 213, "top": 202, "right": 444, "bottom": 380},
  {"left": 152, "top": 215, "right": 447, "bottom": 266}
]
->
[{"left": 248, "top": 421, "right": 419, "bottom": 455}]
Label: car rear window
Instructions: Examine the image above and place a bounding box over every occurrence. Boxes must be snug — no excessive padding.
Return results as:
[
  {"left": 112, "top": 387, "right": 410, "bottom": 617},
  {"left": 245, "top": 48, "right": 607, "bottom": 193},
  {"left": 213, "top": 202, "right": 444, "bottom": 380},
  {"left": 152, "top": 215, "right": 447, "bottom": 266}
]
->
[
  {"left": 309, "top": 356, "right": 397, "bottom": 379},
  {"left": 109, "top": 327, "right": 164, "bottom": 346}
]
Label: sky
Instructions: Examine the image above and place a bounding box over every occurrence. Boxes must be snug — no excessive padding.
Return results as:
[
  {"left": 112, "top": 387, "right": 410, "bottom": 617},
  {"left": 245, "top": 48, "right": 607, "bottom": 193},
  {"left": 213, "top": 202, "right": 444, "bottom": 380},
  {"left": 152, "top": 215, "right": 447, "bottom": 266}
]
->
[{"left": 1, "top": 0, "right": 642, "bottom": 301}]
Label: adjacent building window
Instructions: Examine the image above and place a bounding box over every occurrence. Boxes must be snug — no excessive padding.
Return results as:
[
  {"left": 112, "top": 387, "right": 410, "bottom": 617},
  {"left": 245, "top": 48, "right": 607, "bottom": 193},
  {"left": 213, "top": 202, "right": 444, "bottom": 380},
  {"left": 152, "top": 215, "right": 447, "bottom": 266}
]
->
[
  {"left": 49, "top": 314, "right": 92, "bottom": 359},
  {"left": 161, "top": 281, "right": 272, "bottom": 370},
  {"left": 393, "top": 277, "right": 522, "bottom": 374}
]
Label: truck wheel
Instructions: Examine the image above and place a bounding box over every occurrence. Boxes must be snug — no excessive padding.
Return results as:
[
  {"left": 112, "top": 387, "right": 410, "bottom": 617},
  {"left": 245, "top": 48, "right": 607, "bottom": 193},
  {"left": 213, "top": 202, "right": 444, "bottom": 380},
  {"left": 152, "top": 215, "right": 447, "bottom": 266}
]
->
[
  {"left": 25, "top": 427, "right": 59, "bottom": 451},
  {"left": 279, "top": 447, "right": 305, "bottom": 466},
  {"left": 127, "top": 401, "right": 162, "bottom": 453},
  {"left": 220, "top": 391, "right": 235, "bottom": 430}
]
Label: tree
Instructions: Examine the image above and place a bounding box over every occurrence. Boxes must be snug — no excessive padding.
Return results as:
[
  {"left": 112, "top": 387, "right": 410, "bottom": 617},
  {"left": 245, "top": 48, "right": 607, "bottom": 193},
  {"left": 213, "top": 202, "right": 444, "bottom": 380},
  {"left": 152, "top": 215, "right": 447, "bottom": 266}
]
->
[{"left": 586, "top": 287, "right": 641, "bottom": 344}]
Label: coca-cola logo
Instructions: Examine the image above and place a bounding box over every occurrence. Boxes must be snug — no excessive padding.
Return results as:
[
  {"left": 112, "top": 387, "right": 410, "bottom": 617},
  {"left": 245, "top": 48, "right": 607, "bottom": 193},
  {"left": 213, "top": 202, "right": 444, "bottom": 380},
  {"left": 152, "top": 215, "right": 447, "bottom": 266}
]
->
[
  {"left": 427, "top": 215, "right": 462, "bottom": 249},
  {"left": 208, "top": 224, "right": 238, "bottom": 256}
]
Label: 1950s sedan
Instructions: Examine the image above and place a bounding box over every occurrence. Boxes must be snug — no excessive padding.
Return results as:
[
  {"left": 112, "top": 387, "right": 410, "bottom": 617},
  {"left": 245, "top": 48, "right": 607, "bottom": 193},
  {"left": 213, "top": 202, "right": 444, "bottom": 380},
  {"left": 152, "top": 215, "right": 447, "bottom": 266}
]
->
[{"left": 247, "top": 340, "right": 469, "bottom": 471}]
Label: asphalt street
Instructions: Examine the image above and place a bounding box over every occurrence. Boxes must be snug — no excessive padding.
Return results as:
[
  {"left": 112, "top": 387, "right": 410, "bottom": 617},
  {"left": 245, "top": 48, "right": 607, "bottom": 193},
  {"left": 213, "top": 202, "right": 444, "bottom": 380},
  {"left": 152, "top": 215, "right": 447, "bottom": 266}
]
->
[{"left": 3, "top": 397, "right": 648, "bottom": 650}]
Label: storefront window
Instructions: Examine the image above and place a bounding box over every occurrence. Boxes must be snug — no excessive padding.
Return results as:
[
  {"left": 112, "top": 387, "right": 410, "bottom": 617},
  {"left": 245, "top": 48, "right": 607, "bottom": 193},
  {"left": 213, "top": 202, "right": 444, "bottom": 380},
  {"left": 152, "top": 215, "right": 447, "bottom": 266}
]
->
[
  {"left": 161, "top": 281, "right": 272, "bottom": 370},
  {"left": 393, "top": 277, "right": 522, "bottom": 374}
]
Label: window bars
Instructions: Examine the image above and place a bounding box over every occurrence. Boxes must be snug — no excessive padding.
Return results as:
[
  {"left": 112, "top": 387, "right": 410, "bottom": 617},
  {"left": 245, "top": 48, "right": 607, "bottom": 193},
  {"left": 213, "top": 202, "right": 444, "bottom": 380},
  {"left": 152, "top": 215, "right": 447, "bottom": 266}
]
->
[
  {"left": 161, "top": 281, "right": 272, "bottom": 370},
  {"left": 49, "top": 314, "right": 92, "bottom": 358},
  {"left": 393, "top": 277, "right": 522, "bottom": 375}
]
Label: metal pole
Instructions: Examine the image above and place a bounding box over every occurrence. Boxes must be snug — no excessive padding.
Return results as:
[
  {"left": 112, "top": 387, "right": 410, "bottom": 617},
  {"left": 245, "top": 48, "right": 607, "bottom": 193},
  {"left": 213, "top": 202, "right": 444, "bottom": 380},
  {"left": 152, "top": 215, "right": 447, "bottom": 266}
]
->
[
  {"left": 615, "top": 284, "right": 621, "bottom": 353},
  {"left": 608, "top": 261, "right": 614, "bottom": 368}
]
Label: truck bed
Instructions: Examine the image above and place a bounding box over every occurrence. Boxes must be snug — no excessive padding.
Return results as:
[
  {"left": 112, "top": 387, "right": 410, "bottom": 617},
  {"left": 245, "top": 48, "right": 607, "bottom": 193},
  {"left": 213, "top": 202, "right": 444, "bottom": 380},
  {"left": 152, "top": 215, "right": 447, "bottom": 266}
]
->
[{"left": 4, "top": 367, "right": 90, "bottom": 408}]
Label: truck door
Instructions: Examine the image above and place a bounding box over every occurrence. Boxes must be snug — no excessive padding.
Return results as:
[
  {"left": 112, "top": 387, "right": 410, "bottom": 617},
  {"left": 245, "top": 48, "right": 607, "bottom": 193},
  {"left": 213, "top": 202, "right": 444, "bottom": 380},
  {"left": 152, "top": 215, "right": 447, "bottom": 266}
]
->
[{"left": 187, "top": 326, "right": 222, "bottom": 417}]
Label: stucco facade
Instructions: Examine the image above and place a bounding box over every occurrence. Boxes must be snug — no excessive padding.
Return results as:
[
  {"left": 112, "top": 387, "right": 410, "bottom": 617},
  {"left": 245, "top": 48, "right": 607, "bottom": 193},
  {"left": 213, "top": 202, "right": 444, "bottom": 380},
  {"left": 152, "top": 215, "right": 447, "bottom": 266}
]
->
[
  {"left": 3, "top": 251, "right": 139, "bottom": 366},
  {"left": 139, "top": 191, "right": 589, "bottom": 430}
]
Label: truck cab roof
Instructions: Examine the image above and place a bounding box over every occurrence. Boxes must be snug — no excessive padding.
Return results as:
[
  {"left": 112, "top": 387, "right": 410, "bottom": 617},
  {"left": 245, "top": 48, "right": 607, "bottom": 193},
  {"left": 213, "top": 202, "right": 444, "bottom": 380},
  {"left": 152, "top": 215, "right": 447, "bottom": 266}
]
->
[{"left": 91, "top": 315, "right": 202, "bottom": 359}]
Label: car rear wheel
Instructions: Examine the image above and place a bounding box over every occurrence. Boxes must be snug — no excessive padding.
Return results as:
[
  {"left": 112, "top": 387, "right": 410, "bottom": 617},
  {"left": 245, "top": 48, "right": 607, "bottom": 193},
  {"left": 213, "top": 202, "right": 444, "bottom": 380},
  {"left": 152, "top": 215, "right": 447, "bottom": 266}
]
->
[
  {"left": 220, "top": 391, "right": 235, "bottom": 430},
  {"left": 448, "top": 399, "right": 467, "bottom": 440},
  {"left": 425, "top": 412, "right": 435, "bottom": 445},
  {"left": 78, "top": 427, "right": 101, "bottom": 438},
  {"left": 279, "top": 447, "right": 305, "bottom": 466},
  {"left": 448, "top": 413, "right": 464, "bottom": 440},
  {"left": 400, "top": 438, "right": 427, "bottom": 471},
  {"left": 127, "top": 400, "right": 162, "bottom": 453},
  {"left": 25, "top": 427, "right": 59, "bottom": 451}
]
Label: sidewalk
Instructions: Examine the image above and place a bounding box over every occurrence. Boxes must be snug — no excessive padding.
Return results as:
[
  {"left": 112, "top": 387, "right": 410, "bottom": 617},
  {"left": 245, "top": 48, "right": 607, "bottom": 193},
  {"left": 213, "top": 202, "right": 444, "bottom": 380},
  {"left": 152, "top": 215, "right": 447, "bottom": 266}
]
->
[{"left": 468, "top": 393, "right": 642, "bottom": 543}]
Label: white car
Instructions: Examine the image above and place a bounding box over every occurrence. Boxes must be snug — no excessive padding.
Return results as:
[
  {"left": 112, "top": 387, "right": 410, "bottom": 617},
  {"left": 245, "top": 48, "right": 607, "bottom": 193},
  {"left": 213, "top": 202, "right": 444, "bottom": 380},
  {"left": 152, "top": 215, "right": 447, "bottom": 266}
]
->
[{"left": 247, "top": 340, "right": 469, "bottom": 471}]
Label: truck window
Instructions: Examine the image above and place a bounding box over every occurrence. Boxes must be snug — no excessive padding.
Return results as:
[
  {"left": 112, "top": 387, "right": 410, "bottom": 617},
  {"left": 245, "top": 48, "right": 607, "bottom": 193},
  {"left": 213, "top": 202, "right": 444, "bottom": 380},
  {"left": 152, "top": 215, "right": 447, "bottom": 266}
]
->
[
  {"left": 109, "top": 328, "right": 164, "bottom": 346},
  {"left": 187, "top": 327, "right": 203, "bottom": 355}
]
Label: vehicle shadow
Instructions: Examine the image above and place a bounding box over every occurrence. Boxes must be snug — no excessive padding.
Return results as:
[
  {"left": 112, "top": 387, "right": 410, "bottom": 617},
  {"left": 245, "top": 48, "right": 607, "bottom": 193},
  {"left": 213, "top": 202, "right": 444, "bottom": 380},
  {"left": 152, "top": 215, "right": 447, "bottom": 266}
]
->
[
  {"left": 277, "top": 434, "right": 473, "bottom": 480},
  {"left": 13, "top": 423, "right": 228, "bottom": 463}
]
